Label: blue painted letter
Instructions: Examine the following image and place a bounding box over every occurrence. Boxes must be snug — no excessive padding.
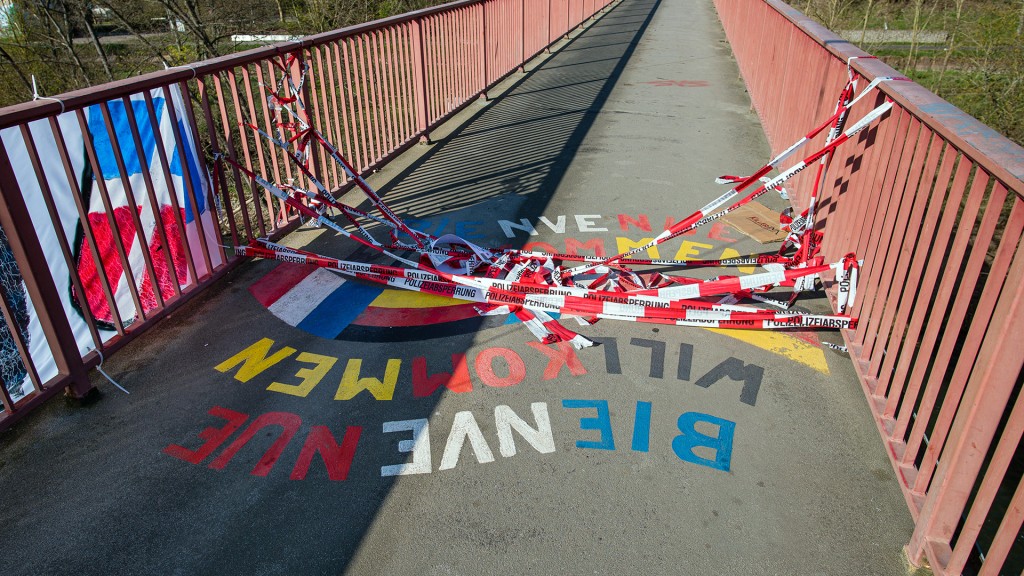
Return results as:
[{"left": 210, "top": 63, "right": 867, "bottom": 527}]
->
[
  {"left": 672, "top": 412, "right": 735, "bottom": 471},
  {"left": 562, "top": 399, "right": 615, "bottom": 450},
  {"left": 631, "top": 401, "right": 652, "bottom": 452}
]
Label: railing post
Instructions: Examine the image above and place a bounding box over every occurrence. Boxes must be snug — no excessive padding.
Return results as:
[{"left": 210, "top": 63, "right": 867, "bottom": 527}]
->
[
  {"left": 519, "top": 0, "right": 526, "bottom": 71},
  {"left": 905, "top": 251, "right": 1024, "bottom": 566},
  {"left": 546, "top": 0, "right": 552, "bottom": 50},
  {"left": 0, "top": 140, "right": 94, "bottom": 399},
  {"left": 410, "top": 19, "right": 431, "bottom": 143},
  {"left": 480, "top": 0, "right": 489, "bottom": 99}
]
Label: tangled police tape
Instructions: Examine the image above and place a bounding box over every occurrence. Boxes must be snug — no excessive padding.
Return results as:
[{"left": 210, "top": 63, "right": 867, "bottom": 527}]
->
[{"left": 222, "top": 53, "right": 899, "bottom": 349}]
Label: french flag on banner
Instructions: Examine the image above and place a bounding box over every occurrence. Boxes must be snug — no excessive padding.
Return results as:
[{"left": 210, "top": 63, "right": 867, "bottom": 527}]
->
[{"left": 74, "top": 86, "right": 223, "bottom": 329}]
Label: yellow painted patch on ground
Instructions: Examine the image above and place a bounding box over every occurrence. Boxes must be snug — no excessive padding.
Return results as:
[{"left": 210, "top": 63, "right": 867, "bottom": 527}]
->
[
  {"left": 706, "top": 328, "right": 830, "bottom": 374},
  {"left": 370, "top": 289, "right": 466, "bottom": 308}
]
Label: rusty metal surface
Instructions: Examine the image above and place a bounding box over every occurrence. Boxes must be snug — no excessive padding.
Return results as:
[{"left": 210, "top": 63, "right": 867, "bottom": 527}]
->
[{"left": 714, "top": 0, "right": 1024, "bottom": 573}]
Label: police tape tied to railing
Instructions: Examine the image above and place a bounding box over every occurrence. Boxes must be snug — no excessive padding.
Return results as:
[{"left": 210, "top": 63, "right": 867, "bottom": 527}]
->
[{"left": 221, "top": 53, "right": 896, "bottom": 349}]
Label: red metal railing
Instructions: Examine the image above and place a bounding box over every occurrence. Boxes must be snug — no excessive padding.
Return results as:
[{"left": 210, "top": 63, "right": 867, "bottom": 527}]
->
[
  {"left": 715, "top": 1, "right": 1024, "bottom": 574},
  {"left": 0, "top": 0, "right": 614, "bottom": 430}
]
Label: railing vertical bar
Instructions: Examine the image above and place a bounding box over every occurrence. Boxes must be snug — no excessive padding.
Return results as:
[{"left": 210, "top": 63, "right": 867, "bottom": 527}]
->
[
  {"left": 321, "top": 43, "right": 345, "bottom": 185},
  {"left": 906, "top": 221, "right": 1024, "bottom": 565},
  {"left": 307, "top": 46, "right": 330, "bottom": 186},
  {"left": 363, "top": 33, "right": 383, "bottom": 160},
  {"left": 0, "top": 356, "right": 16, "bottom": 410},
  {"left": 303, "top": 47, "right": 330, "bottom": 187},
  {"left": 197, "top": 76, "right": 241, "bottom": 248},
  {"left": 74, "top": 108, "right": 146, "bottom": 328},
  {"left": 142, "top": 90, "right": 202, "bottom": 287},
  {"left": 876, "top": 143, "right": 957, "bottom": 403},
  {"left": 944, "top": 198, "right": 1024, "bottom": 575},
  {"left": 367, "top": 31, "right": 390, "bottom": 159},
  {"left": 97, "top": 101, "right": 164, "bottom": 315},
  {"left": 241, "top": 66, "right": 273, "bottom": 192},
  {"left": 211, "top": 73, "right": 256, "bottom": 242},
  {"left": 357, "top": 35, "right": 381, "bottom": 164},
  {"left": 454, "top": 8, "right": 467, "bottom": 107},
  {"left": 428, "top": 15, "right": 443, "bottom": 119},
  {"left": 224, "top": 70, "right": 268, "bottom": 239},
  {"left": 19, "top": 123, "right": 104, "bottom": 349},
  {"left": 395, "top": 25, "right": 414, "bottom": 142},
  {"left": 266, "top": 62, "right": 296, "bottom": 189},
  {"left": 0, "top": 137, "right": 92, "bottom": 396},
  {"left": 861, "top": 127, "right": 935, "bottom": 374},
  {"left": 442, "top": 11, "right": 456, "bottom": 112},
  {"left": 161, "top": 84, "right": 215, "bottom": 276},
  {"left": 411, "top": 19, "right": 430, "bottom": 135},
  {"left": 51, "top": 110, "right": 124, "bottom": 337},
  {"left": 481, "top": 1, "right": 489, "bottom": 88},
  {"left": 889, "top": 154, "right": 974, "bottom": 442},
  {"left": 349, "top": 37, "right": 372, "bottom": 167},
  {"left": 913, "top": 180, "right": 1010, "bottom": 489},
  {"left": 976, "top": 464, "right": 1024, "bottom": 576},
  {"left": 340, "top": 38, "right": 364, "bottom": 169},
  {"left": 177, "top": 79, "right": 222, "bottom": 267},
  {"left": 384, "top": 27, "right": 402, "bottom": 151},
  {"left": 247, "top": 65, "right": 280, "bottom": 225},
  {"left": 119, "top": 96, "right": 182, "bottom": 300},
  {"left": 330, "top": 42, "right": 356, "bottom": 176},
  {"left": 0, "top": 267, "right": 43, "bottom": 396},
  {"left": 253, "top": 64, "right": 285, "bottom": 188},
  {"left": 851, "top": 112, "right": 916, "bottom": 347},
  {"left": 867, "top": 132, "right": 944, "bottom": 383},
  {"left": 899, "top": 168, "right": 989, "bottom": 468},
  {"left": 386, "top": 26, "right": 407, "bottom": 146},
  {"left": 858, "top": 117, "right": 923, "bottom": 359}
]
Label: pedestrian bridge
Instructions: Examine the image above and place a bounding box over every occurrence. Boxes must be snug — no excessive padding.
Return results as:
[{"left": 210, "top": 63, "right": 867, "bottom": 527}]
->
[{"left": 0, "top": 0, "right": 1022, "bottom": 574}]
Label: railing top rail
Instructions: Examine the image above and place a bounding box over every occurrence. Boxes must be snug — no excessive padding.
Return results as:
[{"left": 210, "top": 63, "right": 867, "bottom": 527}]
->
[
  {"left": 765, "top": 0, "right": 1024, "bottom": 195},
  {"left": 0, "top": 0, "right": 480, "bottom": 130}
]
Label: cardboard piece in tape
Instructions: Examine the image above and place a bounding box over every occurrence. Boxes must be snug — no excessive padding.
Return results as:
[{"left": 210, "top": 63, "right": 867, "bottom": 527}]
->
[{"left": 719, "top": 201, "right": 788, "bottom": 243}]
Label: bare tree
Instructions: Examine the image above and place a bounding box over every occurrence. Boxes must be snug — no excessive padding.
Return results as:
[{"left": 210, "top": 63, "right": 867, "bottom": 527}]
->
[
  {"left": 933, "top": 0, "right": 966, "bottom": 95},
  {"left": 82, "top": 5, "right": 114, "bottom": 81}
]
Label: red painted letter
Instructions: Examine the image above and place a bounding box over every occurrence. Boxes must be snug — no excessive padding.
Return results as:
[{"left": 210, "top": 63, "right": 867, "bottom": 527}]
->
[
  {"left": 617, "top": 214, "right": 651, "bottom": 232},
  {"left": 527, "top": 341, "right": 587, "bottom": 379},
  {"left": 475, "top": 347, "right": 526, "bottom": 387},
  {"left": 163, "top": 406, "right": 249, "bottom": 465},
  {"left": 413, "top": 354, "right": 473, "bottom": 397},
  {"left": 290, "top": 425, "right": 362, "bottom": 481},
  {"left": 209, "top": 412, "right": 302, "bottom": 477},
  {"left": 565, "top": 237, "right": 606, "bottom": 257}
]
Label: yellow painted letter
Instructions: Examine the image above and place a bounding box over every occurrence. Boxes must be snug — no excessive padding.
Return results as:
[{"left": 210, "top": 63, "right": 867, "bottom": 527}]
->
[
  {"left": 719, "top": 248, "right": 755, "bottom": 274},
  {"left": 615, "top": 237, "right": 660, "bottom": 259},
  {"left": 674, "top": 241, "right": 713, "bottom": 261},
  {"left": 335, "top": 359, "right": 403, "bottom": 400},
  {"left": 215, "top": 338, "right": 296, "bottom": 383},
  {"left": 267, "top": 352, "right": 338, "bottom": 398}
]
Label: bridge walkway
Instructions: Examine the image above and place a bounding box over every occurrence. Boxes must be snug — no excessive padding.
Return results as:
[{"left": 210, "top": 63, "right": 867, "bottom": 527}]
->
[{"left": 0, "top": 0, "right": 915, "bottom": 573}]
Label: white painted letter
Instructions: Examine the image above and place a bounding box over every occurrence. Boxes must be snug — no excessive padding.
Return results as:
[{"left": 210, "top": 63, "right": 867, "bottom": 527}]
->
[
  {"left": 381, "top": 419, "right": 432, "bottom": 476},
  {"left": 498, "top": 218, "right": 538, "bottom": 238},
  {"left": 439, "top": 411, "right": 495, "bottom": 470},
  {"left": 575, "top": 215, "right": 608, "bottom": 232},
  {"left": 538, "top": 215, "right": 566, "bottom": 234},
  {"left": 495, "top": 402, "right": 555, "bottom": 457}
]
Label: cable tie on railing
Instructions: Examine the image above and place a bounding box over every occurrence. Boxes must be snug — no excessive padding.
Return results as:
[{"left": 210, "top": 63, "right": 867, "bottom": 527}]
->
[
  {"left": 846, "top": 55, "right": 877, "bottom": 80},
  {"left": 95, "top": 350, "right": 130, "bottom": 395},
  {"left": 31, "top": 76, "right": 65, "bottom": 114},
  {"left": 162, "top": 62, "right": 198, "bottom": 80}
]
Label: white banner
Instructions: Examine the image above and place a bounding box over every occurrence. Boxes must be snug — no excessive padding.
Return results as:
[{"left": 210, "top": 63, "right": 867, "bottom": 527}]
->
[{"left": 1, "top": 85, "right": 223, "bottom": 403}]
